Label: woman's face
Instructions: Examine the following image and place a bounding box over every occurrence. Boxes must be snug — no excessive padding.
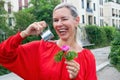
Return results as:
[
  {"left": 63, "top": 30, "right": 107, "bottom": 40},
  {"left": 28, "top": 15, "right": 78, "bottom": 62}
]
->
[{"left": 53, "top": 7, "right": 79, "bottom": 40}]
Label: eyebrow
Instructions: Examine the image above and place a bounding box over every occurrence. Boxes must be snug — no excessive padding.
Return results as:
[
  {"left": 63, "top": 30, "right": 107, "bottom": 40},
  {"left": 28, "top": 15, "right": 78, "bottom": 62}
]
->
[{"left": 53, "top": 16, "right": 69, "bottom": 19}]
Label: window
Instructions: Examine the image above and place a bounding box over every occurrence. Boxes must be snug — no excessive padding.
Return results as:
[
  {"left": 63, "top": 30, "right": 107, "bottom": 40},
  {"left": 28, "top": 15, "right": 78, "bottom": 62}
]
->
[
  {"left": 82, "top": 15, "right": 85, "bottom": 23},
  {"left": 99, "top": 0, "right": 103, "bottom": 5},
  {"left": 8, "top": 2, "right": 11, "bottom": 14},
  {"left": 93, "top": 3, "right": 96, "bottom": 11},
  {"left": 119, "top": 10, "right": 120, "bottom": 17},
  {"left": 94, "top": 16, "right": 96, "bottom": 24},
  {"left": 8, "top": 7, "right": 11, "bottom": 14},
  {"left": 24, "top": 0, "right": 28, "bottom": 8},
  {"left": 88, "top": 16, "right": 92, "bottom": 24},
  {"left": 8, "top": 17, "right": 12, "bottom": 26},
  {"left": 87, "top": 2, "right": 90, "bottom": 9},
  {"left": 102, "top": 8, "right": 103, "bottom": 16},
  {"left": 19, "top": 0, "right": 22, "bottom": 10},
  {"left": 81, "top": 0, "right": 84, "bottom": 9},
  {"left": 112, "top": 8, "right": 115, "bottom": 16},
  {"left": 116, "top": 9, "right": 118, "bottom": 17},
  {"left": 100, "top": 19, "right": 104, "bottom": 26},
  {"left": 100, "top": 8, "right": 101, "bottom": 16},
  {"left": 100, "top": 8, "right": 103, "bottom": 17},
  {"left": 119, "top": 20, "right": 120, "bottom": 27},
  {"left": 112, "top": 19, "right": 115, "bottom": 26}
]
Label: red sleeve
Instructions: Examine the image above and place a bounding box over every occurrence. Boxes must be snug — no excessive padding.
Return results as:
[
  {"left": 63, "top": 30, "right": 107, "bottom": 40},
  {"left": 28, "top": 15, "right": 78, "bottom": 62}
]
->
[
  {"left": 0, "top": 32, "right": 23, "bottom": 64},
  {"left": 0, "top": 32, "right": 41, "bottom": 80}
]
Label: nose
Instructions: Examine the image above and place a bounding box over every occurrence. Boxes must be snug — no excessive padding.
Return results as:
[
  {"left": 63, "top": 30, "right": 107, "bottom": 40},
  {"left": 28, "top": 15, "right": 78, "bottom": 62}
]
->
[{"left": 56, "top": 19, "right": 63, "bottom": 26}]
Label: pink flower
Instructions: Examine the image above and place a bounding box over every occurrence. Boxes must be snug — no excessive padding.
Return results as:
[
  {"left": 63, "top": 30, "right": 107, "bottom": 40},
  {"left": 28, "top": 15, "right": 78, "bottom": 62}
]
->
[
  {"left": 61, "top": 45, "right": 70, "bottom": 52},
  {"left": 54, "top": 45, "right": 77, "bottom": 62}
]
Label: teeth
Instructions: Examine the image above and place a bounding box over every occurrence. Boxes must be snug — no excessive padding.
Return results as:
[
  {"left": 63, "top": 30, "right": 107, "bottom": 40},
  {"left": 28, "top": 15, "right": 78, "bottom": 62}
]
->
[{"left": 59, "top": 29, "right": 66, "bottom": 32}]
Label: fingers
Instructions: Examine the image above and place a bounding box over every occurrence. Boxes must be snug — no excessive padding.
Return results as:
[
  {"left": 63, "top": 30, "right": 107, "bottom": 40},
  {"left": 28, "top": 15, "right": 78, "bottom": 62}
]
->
[
  {"left": 38, "top": 21, "right": 47, "bottom": 28},
  {"left": 65, "top": 60, "right": 80, "bottom": 79},
  {"left": 32, "top": 22, "right": 45, "bottom": 31},
  {"left": 33, "top": 22, "right": 43, "bottom": 33},
  {"left": 65, "top": 60, "right": 80, "bottom": 71},
  {"left": 24, "top": 21, "right": 48, "bottom": 36}
]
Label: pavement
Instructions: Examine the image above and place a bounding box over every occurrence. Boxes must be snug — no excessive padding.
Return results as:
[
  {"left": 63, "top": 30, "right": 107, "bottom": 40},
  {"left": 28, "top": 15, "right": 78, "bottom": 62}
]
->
[
  {"left": 91, "top": 46, "right": 110, "bottom": 71},
  {"left": 91, "top": 46, "right": 120, "bottom": 80},
  {"left": 0, "top": 46, "right": 120, "bottom": 80}
]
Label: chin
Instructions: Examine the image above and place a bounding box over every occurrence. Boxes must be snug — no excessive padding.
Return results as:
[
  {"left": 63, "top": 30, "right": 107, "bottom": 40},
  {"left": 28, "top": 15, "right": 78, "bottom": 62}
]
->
[{"left": 59, "top": 36, "right": 68, "bottom": 40}]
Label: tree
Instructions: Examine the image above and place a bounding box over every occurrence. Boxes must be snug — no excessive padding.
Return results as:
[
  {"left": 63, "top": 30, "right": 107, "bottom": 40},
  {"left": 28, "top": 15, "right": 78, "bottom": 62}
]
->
[
  {"left": 0, "top": 0, "right": 8, "bottom": 41},
  {"left": 14, "top": 11, "right": 36, "bottom": 31},
  {"left": 29, "top": 0, "right": 60, "bottom": 39},
  {"left": 14, "top": 0, "right": 60, "bottom": 43},
  {"left": 0, "top": 0, "right": 7, "bottom": 29},
  {"left": 0, "top": 0, "right": 12, "bottom": 75},
  {"left": 0, "top": 0, "right": 6, "bottom": 14}
]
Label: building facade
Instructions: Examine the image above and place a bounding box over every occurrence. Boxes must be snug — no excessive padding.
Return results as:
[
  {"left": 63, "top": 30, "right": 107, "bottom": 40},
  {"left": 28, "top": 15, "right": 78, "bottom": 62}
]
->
[
  {"left": 62, "top": 0, "right": 120, "bottom": 29},
  {"left": 4, "top": 0, "right": 29, "bottom": 27},
  {"left": 4, "top": 0, "right": 29, "bottom": 12},
  {"left": 3, "top": 0, "right": 120, "bottom": 29},
  {"left": 104, "top": 1, "right": 120, "bottom": 28}
]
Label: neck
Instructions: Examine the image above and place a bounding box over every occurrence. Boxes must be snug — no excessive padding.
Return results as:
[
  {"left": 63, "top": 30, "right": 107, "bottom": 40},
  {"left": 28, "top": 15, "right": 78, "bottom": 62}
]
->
[
  {"left": 57, "top": 39, "right": 82, "bottom": 52},
  {"left": 57, "top": 39, "right": 75, "bottom": 47}
]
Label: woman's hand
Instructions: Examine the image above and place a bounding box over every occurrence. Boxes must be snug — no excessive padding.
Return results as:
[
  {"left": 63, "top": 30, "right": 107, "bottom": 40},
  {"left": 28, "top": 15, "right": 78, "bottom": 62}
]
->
[
  {"left": 65, "top": 60, "right": 80, "bottom": 79},
  {"left": 20, "top": 21, "right": 47, "bottom": 38}
]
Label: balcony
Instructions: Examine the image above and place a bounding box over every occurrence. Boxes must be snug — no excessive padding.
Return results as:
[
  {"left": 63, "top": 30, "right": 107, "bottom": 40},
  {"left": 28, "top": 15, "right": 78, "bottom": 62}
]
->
[
  {"left": 86, "top": 8, "right": 93, "bottom": 13},
  {"left": 87, "top": 0, "right": 91, "bottom": 2}
]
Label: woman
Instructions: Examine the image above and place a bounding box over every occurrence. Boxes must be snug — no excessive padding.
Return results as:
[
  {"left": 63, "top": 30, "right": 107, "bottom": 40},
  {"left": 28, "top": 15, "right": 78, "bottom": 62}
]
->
[{"left": 0, "top": 3, "right": 97, "bottom": 80}]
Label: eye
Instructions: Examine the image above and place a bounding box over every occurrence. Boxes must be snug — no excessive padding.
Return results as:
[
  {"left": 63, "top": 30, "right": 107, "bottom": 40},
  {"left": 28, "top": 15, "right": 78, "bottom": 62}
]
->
[
  {"left": 53, "top": 19, "right": 58, "bottom": 22},
  {"left": 62, "top": 18, "right": 68, "bottom": 21}
]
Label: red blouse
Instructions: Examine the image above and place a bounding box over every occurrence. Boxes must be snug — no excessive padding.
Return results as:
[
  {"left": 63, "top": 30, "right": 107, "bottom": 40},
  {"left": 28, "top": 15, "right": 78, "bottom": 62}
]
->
[{"left": 0, "top": 33, "right": 97, "bottom": 80}]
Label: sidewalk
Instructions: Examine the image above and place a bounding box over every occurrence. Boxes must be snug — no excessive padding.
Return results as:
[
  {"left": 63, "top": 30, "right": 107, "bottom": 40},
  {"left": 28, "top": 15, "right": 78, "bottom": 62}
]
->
[
  {"left": 0, "top": 46, "right": 111, "bottom": 80},
  {"left": 91, "top": 46, "right": 110, "bottom": 66},
  {"left": 97, "top": 64, "right": 120, "bottom": 80},
  {"left": 91, "top": 46, "right": 110, "bottom": 71},
  {"left": 92, "top": 46, "right": 120, "bottom": 80}
]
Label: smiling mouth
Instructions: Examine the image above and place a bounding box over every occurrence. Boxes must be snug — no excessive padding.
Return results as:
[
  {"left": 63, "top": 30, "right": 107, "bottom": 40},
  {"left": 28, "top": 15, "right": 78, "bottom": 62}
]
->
[{"left": 58, "top": 27, "right": 68, "bottom": 35}]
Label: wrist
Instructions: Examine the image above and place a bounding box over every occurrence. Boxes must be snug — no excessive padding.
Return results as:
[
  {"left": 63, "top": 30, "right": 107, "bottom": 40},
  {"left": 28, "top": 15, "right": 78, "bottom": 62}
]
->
[{"left": 20, "top": 30, "right": 29, "bottom": 38}]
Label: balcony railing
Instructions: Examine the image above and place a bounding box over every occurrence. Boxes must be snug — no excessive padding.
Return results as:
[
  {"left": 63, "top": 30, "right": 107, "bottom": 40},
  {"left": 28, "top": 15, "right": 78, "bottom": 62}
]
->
[
  {"left": 86, "top": 8, "right": 93, "bottom": 13},
  {"left": 87, "top": 0, "right": 91, "bottom": 2}
]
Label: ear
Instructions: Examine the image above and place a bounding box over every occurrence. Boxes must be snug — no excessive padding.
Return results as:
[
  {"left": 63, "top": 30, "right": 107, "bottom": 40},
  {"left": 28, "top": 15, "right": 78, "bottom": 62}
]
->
[{"left": 75, "top": 16, "right": 80, "bottom": 26}]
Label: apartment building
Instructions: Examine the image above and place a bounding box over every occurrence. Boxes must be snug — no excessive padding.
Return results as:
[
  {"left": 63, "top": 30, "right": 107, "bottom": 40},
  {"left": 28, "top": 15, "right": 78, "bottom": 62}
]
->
[
  {"left": 62, "top": 0, "right": 120, "bottom": 28},
  {"left": 4, "top": 0, "right": 29, "bottom": 12},
  {"left": 3, "top": 0, "right": 120, "bottom": 28},
  {"left": 4, "top": 0, "right": 29, "bottom": 27},
  {"left": 104, "top": 1, "right": 120, "bottom": 28},
  {"left": 62, "top": 0, "right": 103, "bottom": 26}
]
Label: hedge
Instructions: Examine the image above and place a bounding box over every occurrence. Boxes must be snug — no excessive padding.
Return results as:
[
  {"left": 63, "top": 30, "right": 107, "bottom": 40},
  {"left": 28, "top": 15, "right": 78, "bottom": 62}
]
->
[{"left": 109, "top": 31, "right": 120, "bottom": 71}]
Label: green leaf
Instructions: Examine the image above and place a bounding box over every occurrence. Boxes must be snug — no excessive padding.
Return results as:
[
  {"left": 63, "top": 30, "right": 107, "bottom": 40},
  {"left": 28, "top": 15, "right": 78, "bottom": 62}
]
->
[
  {"left": 65, "top": 51, "right": 78, "bottom": 61},
  {"left": 54, "top": 51, "right": 64, "bottom": 62}
]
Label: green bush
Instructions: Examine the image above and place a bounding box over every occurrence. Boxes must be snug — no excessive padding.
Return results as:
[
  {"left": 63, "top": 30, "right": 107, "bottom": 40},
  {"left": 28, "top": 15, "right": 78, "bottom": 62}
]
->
[
  {"left": 85, "top": 25, "right": 107, "bottom": 47},
  {"left": 0, "top": 65, "right": 10, "bottom": 75},
  {"left": 103, "top": 26, "right": 116, "bottom": 44},
  {"left": 109, "top": 31, "right": 120, "bottom": 71}
]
